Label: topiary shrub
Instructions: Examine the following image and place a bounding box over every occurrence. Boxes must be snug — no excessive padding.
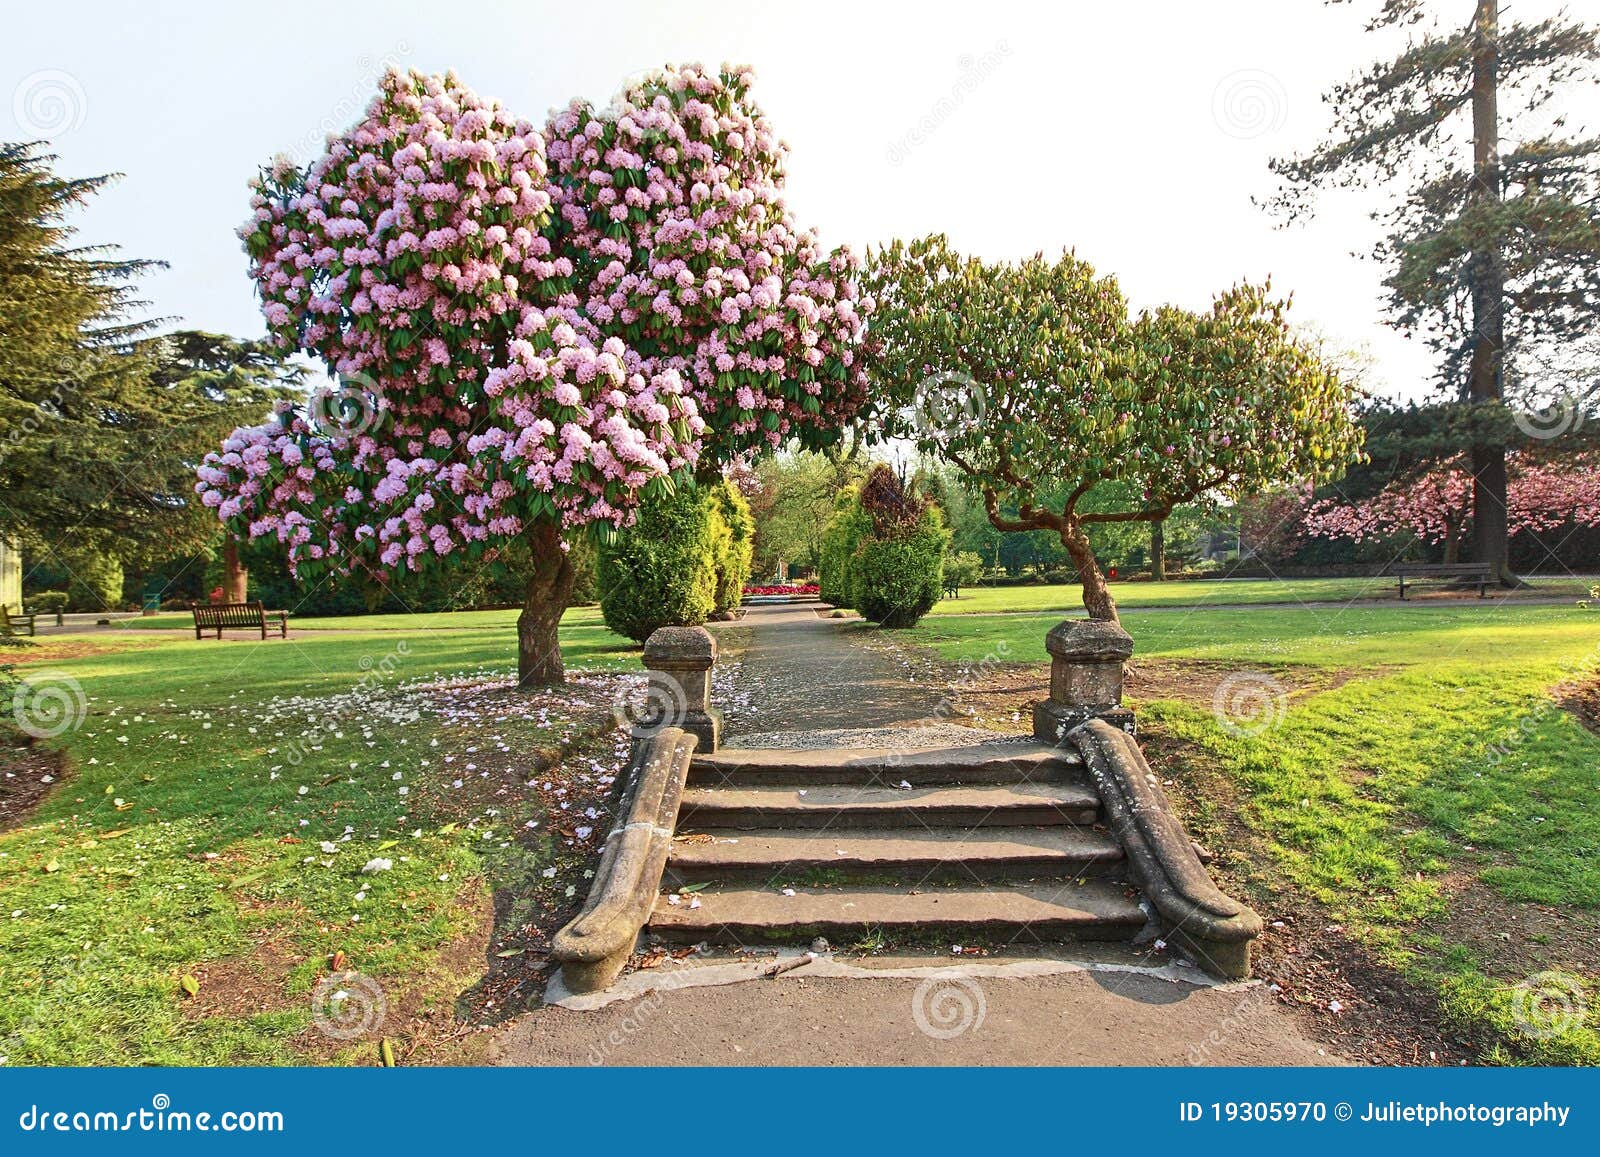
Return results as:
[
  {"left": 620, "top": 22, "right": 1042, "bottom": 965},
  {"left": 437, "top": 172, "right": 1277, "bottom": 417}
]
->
[
  {"left": 27, "top": 590, "right": 69, "bottom": 615},
  {"left": 707, "top": 481, "right": 754, "bottom": 614},
  {"left": 597, "top": 485, "right": 718, "bottom": 643},
  {"left": 824, "top": 466, "right": 949, "bottom": 627}
]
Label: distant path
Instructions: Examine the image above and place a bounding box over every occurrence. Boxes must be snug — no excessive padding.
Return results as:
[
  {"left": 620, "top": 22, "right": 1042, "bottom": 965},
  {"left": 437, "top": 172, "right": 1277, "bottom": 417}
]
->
[{"left": 710, "top": 603, "right": 948, "bottom": 736}]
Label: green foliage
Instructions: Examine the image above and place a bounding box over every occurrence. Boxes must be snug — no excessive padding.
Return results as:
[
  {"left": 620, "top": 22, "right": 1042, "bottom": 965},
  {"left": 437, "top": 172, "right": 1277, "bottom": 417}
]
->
[
  {"left": 26, "top": 590, "right": 68, "bottom": 614},
  {"left": 826, "top": 466, "right": 949, "bottom": 628},
  {"left": 706, "top": 481, "right": 755, "bottom": 614},
  {"left": 747, "top": 450, "right": 865, "bottom": 575},
  {"left": 864, "top": 235, "right": 1361, "bottom": 617},
  {"left": 819, "top": 485, "right": 868, "bottom": 608},
  {"left": 942, "top": 551, "right": 983, "bottom": 590},
  {"left": 49, "top": 544, "right": 124, "bottom": 612},
  {"left": 597, "top": 485, "right": 718, "bottom": 642}
]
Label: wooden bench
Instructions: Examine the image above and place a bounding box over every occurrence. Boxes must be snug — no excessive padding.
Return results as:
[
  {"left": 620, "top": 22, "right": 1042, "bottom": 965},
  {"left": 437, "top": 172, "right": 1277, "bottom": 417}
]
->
[
  {"left": 1, "top": 604, "right": 36, "bottom": 637},
  {"left": 1390, "top": 562, "right": 1491, "bottom": 600},
  {"left": 943, "top": 582, "right": 960, "bottom": 599},
  {"left": 190, "top": 601, "right": 288, "bottom": 639}
]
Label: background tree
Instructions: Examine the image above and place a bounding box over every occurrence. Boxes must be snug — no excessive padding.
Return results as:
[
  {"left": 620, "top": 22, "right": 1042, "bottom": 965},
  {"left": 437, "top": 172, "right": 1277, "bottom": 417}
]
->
[
  {"left": 200, "top": 65, "right": 870, "bottom": 684},
  {"left": 1303, "top": 448, "right": 1600, "bottom": 554},
  {"left": 0, "top": 143, "right": 298, "bottom": 590},
  {"left": 1267, "top": 0, "right": 1600, "bottom": 585},
  {"left": 864, "top": 235, "right": 1362, "bottom": 624}
]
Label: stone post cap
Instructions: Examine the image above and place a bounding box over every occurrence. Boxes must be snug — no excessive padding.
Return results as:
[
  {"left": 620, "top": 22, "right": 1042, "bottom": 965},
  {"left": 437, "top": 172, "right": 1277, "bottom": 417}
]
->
[
  {"left": 1044, "top": 618, "right": 1134, "bottom": 662},
  {"left": 642, "top": 624, "right": 717, "bottom": 669}
]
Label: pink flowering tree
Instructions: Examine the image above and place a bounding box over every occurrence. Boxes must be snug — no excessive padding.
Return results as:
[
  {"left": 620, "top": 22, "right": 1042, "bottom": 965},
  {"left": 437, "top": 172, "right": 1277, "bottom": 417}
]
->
[
  {"left": 197, "top": 66, "right": 870, "bottom": 684},
  {"left": 1303, "top": 452, "right": 1600, "bottom": 559}
]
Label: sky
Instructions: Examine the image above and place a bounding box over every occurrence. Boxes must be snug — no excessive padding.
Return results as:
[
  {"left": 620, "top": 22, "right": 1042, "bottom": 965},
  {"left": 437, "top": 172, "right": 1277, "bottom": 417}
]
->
[{"left": 6, "top": 0, "right": 1596, "bottom": 402}]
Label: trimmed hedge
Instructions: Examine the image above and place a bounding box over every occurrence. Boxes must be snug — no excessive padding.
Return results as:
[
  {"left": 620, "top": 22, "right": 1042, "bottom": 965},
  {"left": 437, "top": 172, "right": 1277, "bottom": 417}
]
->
[
  {"left": 597, "top": 483, "right": 727, "bottom": 643},
  {"left": 707, "top": 481, "right": 754, "bottom": 615},
  {"left": 821, "top": 465, "right": 949, "bottom": 628}
]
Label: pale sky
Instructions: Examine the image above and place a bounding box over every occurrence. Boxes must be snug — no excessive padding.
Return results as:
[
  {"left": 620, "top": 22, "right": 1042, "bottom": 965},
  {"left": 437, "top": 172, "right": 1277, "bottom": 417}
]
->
[{"left": 7, "top": 0, "right": 1596, "bottom": 402}]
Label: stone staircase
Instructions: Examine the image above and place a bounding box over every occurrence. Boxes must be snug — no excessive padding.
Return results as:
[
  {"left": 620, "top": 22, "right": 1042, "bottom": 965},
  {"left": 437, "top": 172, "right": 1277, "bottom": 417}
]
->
[
  {"left": 550, "top": 619, "right": 1263, "bottom": 992},
  {"left": 647, "top": 739, "right": 1149, "bottom": 950}
]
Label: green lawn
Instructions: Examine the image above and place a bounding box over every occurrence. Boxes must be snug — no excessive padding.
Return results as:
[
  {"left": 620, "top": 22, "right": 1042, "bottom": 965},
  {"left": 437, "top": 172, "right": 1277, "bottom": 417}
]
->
[
  {"left": 931, "top": 574, "right": 1594, "bottom": 616},
  {"left": 0, "top": 617, "right": 638, "bottom": 1065},
  {"left": 912, "top": 600, "right": 1600, "bottom": 1063}
]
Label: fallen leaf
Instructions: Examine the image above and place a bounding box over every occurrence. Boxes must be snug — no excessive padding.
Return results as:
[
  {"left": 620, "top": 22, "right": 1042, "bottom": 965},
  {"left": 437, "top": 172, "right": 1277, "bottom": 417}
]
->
[
  {"left": 378, "top": 1038, "right": 396, "bottom": 1067},
  {"left": 179, "top": 975, "right": 200, "bottom": 999}
]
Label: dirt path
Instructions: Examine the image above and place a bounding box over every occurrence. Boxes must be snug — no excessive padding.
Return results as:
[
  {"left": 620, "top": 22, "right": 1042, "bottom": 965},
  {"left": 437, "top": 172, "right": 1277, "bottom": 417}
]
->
[{"left": 493, "top": 602, "right": 1351, "bottom": 1067}]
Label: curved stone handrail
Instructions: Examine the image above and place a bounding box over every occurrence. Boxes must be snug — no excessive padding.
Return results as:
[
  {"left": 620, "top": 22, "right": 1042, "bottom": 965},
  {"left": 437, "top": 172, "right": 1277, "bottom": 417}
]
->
[
  {"left": 1069, "top": 718, "right": 1263, "bottom": 978},
  {"left": 551, "top": 727, "right": 698, "bottom": 992}
]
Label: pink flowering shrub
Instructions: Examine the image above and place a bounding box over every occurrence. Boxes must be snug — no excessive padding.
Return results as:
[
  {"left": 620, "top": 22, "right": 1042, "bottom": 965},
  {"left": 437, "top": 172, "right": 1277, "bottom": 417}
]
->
[
  {"left": 1302, "top": 451, "right": 1600, "bottom": 550},
  {"left": 543, "top": 64, "right": 871, "bottom": 456},
  {"left": 196, "top": 65, "right": 869, "bottom": 681}
]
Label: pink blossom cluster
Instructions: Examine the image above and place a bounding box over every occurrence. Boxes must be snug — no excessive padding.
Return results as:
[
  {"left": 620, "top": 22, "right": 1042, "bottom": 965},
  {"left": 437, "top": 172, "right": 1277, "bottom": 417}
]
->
[
  {"left": 1302, "top": 452, "right": 1600, "bottom": 545},
  {"left": 197, "top": 65, "right": 865, "bottom": 581},
  {"left": 543, "top": 63, "right": 872, "bottom": 455}
]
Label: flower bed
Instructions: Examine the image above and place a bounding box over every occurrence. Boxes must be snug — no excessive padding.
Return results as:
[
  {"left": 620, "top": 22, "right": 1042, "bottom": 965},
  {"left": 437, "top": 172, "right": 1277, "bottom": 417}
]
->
[{"left": 742, "top": 583, "right": 819, "bottom": 597}]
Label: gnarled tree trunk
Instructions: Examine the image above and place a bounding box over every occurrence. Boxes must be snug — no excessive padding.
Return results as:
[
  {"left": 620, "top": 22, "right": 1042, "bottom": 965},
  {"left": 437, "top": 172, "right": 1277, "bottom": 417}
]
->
[
  {"left": 518, "top": 519, "right": 575, "bottom": 687},
  {"left": 1062, "top": 521, "right": 1120, "bottom": 624}
]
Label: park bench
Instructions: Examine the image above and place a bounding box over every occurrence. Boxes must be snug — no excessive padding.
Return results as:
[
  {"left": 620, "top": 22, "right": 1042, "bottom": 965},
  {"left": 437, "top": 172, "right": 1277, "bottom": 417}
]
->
[
  {"left": 943, "top": 581, "right": 960, "bottom": 599},
  {"left": 1390, "top": 562, "right": 1491, "bottom": 600},
  {"left": 1, "top": 605, "right": 36, "bottom": 637},
  {"left": 190, "top": 600, "right": 288, "bottom": 640}
]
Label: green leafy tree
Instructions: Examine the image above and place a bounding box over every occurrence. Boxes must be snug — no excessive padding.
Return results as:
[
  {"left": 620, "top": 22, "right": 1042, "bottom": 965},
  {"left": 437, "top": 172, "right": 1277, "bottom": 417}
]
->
[
  {"left": 943, "top": 550, "right": 984, "bottom": 592},
  {"left": 1266, "top": 0, "right": 1600, "bottom": 585},
  {"left": 0, "top": 144, "right": 299, "bottom": 582},
  {"left": 865, "top": 236, "right": 1361, "bottom": 623}
]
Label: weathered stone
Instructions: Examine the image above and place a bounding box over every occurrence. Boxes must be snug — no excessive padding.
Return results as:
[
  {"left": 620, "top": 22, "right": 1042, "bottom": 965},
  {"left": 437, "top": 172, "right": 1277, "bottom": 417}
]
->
[
  {"left": 641, "top": 625, "right": 721, "bottom": 751},
  {"left": 1034, "top": 619, "right": 1136, "bottom": 743}
]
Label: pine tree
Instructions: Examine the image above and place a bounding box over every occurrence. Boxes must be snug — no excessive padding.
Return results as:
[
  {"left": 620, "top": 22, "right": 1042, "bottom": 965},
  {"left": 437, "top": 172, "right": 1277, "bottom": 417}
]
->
[
  {"left": 0, "top": 143, "right": 299, "bottom": 574},
  {"left": 1267, "top": 0, "right": 1600, "bottom": 586}
]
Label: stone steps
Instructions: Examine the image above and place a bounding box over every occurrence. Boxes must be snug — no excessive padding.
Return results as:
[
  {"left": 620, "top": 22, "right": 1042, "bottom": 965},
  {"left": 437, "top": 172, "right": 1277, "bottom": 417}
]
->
[
  {"left": 688, "top": 740, "right": 1082, "bottom": 788},
  {"left": 649, "top": 880, "right": 1147, "bottom": 945},
  {"left": 676, "top": 780, "right": 1100, "bottom": 830},
  {"left": 663, "top": 825, "right": 1126, "bottom": 887}
]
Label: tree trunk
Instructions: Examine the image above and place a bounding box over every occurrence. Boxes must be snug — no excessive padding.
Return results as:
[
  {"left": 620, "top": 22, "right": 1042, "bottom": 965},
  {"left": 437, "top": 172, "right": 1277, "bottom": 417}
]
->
[
  {"left": 1062, "top": 521, "right": 1119, "bottom": 624},
  {"left": 1149, "top": 520, "right": 1166, "bottom": 582},
  {"left": 518, "top": 519, "right": 576, "bottom": 687},
  {"left": 223, "top": 538, "right": 248, "bottom": 602},
  {"left": 1443, "top": 517, "right": 1462, "bottom": 564},
  {"left": 1467, "top": 0, "right": 1520, "bottom": 587}
]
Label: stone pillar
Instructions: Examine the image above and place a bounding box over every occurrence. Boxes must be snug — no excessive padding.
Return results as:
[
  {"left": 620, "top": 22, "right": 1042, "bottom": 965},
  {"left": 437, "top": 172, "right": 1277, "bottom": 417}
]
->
[
  {"left": 640, "top": 625, "right": 721, "bottom": 752},
  {"left": 1032, "top": 619, "right": 1136, "bottom": 744}
]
